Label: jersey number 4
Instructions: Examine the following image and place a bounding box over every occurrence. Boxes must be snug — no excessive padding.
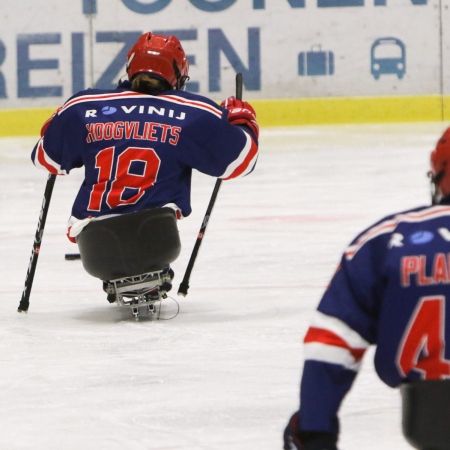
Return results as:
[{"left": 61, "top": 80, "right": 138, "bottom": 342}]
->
[
  {"left": 88, "top": 146, "right": 160, "bottom": 211},
  {"left": 397, "top": 296, "right": 450, "bottom": 379}
]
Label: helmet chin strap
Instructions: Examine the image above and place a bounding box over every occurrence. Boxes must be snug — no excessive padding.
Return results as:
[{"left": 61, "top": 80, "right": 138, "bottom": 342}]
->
[
  {"left": 172, "top": 60, "right": 189, "bottom": 90},
  {"left": 118, "top": 74, "right": 129, "bottom": 84},
  {"left": 428, "top": 170, "right": 445, "bottom": 205},
  {"left": 178, "top": 76, "right": 190, "bottom": 91}
]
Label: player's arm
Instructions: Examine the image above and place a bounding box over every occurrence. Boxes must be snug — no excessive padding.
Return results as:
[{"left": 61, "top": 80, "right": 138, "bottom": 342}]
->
[
  {"left": 285, "top": 225, "right": 392, "bottom": 449},
  {"left": 288, "top": 265, "right": 372, "bottom": 449},
  {"left": 216, "top": 96, "right": 259, "bottom": 180},
  {"left": 179, "top": 98, "right": 259, "bottom": 180},
  {"left": 31, "top": 104, "right": 83, "bottom": 175}
]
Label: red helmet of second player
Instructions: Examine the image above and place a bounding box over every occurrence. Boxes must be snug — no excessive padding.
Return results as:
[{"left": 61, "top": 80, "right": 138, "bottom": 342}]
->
[{"left": 431, "top": 127, "right": 450, "bottom": 197}]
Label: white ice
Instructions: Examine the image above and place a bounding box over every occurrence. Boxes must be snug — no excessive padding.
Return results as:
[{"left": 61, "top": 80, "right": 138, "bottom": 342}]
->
[{"left": 0, "top": 122, "right": 446, "bottom": 450}]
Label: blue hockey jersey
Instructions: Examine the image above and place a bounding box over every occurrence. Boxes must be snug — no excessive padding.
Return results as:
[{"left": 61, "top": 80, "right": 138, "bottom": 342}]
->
[
  {"left": 31, "top": 81, "right": 258, "bottom": 237},
  {"left": 298, "top": 200, "right": 450, "bottom": 435}
]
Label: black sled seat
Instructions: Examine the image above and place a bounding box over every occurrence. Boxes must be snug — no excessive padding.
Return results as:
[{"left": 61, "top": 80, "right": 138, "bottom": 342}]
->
[
  {"left": 77, "top": 207, "right": 181, "bottom": 281},
  {"left": 76, "top": 208, "right": 181, "bottom": 318},
  {"left": 401, "top": 380, "right": 450, "bottom": 450}
]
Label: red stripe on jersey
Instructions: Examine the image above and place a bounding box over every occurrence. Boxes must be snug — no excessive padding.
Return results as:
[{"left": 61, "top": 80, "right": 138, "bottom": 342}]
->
[
  {"left": 402, "top": 206, "right": 450, "bottom": 221},
  {"left": 36, "top": 140, "right": 59, "bottom": 174},
  {"left": 40, "top": 107, "right": 62, "bottom": 136},
  {"left": 59, "top": 91, "right": 222, "bottom": 119},
  {"left": 346, "top": 206, "right": 450, "bottom": 259},
  {"left": 222, "top": 135, "right": 258, "bottom": 180},
  {"left": 60, "top": 91, "right": 144, "bottom": 113},
  {"left": 160, "top": 94, "right": 222, "bottom": 118},
  {"left": 304, "top": 326, "right": 365, "bottom": 362},
  {"left": 346, "top": 220, "right": 396, "bottom": 257}
]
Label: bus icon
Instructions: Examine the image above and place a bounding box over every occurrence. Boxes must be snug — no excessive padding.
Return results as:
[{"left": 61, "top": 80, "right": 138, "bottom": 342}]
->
[{"left": 371, "top": 37, "right": 406, "bottom": 80}]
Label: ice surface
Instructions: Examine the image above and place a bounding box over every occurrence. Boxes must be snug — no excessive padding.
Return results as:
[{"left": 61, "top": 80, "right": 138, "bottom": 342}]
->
[{"left": 0, "top": 122, "right": 446, "bottom": 449}]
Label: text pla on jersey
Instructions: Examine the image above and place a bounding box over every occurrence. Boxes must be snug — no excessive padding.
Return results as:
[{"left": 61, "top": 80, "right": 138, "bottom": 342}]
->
[{"left": 401, "top": 252, "right": 450, "bottom": 287}]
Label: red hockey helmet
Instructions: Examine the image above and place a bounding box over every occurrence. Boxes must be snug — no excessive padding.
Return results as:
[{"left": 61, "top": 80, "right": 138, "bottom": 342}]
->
[
  {"left": 126, "top": 32, "right": 189, "bottom": 89},
  {"left": 430, "top": 127, "right": 450, "bottom": 199}
]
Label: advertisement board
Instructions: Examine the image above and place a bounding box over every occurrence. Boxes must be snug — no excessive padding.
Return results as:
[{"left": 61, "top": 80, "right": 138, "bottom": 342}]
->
[{"left": 0, "top": 0, "right": 446, "bottom": 132}]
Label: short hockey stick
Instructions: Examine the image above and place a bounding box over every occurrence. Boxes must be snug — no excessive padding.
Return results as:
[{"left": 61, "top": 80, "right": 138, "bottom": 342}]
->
[
  {"left": 178, "top": 72, "right": 243, "bottom": 297},
  {"left": 18, "top": 173, "right": 57, "bottom": 312}
]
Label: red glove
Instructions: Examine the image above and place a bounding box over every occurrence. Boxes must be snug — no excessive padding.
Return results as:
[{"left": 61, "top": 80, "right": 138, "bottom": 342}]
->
[
  {"left": 283, "top": 413, "right": 338, "bottom": 450},
  {"left": 220, "top": 96, "right": 259, "bottom": 139}
]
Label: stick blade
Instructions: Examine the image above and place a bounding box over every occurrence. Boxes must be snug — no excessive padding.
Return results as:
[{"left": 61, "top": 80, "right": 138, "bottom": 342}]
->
[
  {"left": 17, "top": 300, "right": 29, "bottom": 313},
  {"left": 177, "top": 280, "right": 189, "bottom": 297}
]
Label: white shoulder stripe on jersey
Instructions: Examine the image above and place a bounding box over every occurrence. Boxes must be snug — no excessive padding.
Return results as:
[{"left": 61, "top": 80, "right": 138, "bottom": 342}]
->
[
  {"left": 399, "top": 206, "right": 450, "bottom": 223},
  {"left": 303, "top": 342, "right": 363, "bottom": 371},
  {"left": 345, "top": 220, "right": 396, "bottom": 260},
  {"left": 59, "top": 91, "right": 143, "bottom": 113},
  {"left": 345, "top": 205, "right": 450, "bottom": 260},
  {"left": 59, "top": 91, "right": 222, "bottom": 119},
  {"left": 159, "top": 94, "right": 222, "bottom": 119}
]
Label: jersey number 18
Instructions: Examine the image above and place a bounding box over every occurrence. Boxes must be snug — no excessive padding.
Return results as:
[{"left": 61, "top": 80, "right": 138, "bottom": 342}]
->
[{"left": 88, "top": 146, "right": 161, "bottom": 211}]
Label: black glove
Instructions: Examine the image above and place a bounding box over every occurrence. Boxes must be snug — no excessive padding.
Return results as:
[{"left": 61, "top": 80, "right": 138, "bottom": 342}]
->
[{"left": 283, "top": 412, "right": 338, "bottom": 450}]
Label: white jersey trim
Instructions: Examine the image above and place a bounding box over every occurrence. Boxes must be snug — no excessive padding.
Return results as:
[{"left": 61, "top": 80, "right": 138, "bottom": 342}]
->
[
  {"left": 58, "top": 91, "right": 223, "bottom": 119},
  {"left": 345, "top": 206, "right": 450, "bottom": 260},
  {"left": 311, "top": 311, "right": 370, "bottom": 349},
  {"left": 303, "top": 311, "right": 369, "bottom": 371},
  {"left": 303, "top": 342, "right": 363, "bottom": 371},
  {"left": 67, "top": 203, "right": 184, "bottom": 239},
  {"left": 219, "top": 132, "right": 257, "bottom": 179},
  {"left": 33, "top": 138, "right": 67, "bottom": 175}
]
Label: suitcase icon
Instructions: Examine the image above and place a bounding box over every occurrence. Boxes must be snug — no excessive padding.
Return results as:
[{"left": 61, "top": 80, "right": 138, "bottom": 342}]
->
[{"left": 298, "top": 45, "right": 334, "bottom": 76}]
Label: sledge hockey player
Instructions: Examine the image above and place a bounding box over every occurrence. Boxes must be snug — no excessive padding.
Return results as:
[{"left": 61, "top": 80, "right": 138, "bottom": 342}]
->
[
  {"left": 283, "top": 128, "right": 450, "bottom": 450},
  {"left": 30, "top": 32, "right": 259, "bottom": 317}
]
